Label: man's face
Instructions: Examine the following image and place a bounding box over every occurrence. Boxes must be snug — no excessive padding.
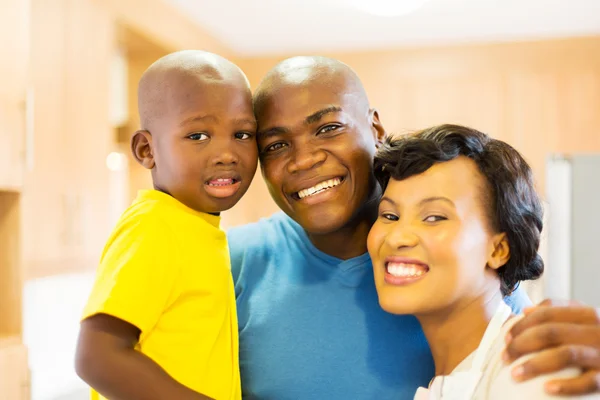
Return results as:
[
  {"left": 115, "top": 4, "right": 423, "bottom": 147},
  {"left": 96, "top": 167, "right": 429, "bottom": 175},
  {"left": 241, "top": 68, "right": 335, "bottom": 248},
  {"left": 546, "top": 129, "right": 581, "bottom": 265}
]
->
[{"left": 255, "top": 78, "right": 382, "bottom": 234}]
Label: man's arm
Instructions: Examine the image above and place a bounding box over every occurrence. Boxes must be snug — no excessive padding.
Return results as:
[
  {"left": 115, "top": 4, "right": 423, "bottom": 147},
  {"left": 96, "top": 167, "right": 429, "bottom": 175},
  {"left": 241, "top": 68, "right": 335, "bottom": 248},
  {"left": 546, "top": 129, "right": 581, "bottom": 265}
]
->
[
  {"left": 503, "top": 299, "right": 600, "bottom": 396},
  {"left": 75, "top": 313, "right": 214, "bottom": 400}
]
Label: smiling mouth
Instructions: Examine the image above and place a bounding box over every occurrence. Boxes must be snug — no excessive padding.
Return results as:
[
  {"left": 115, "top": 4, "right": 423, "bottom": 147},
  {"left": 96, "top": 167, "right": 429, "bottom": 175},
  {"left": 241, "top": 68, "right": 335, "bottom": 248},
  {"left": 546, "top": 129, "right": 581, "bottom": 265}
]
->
[
  {"left": 293, "top": 177, "right": 345, "bottom": 200},
  {"left": 386, "top": 262, "right": 430, "bottom": 278}
]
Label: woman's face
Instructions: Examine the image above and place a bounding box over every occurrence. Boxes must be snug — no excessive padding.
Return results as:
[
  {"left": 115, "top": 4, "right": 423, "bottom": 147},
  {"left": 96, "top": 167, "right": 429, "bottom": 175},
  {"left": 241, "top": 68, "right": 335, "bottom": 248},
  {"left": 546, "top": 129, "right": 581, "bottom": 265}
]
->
[{"left": 367, "top": 156, "right": 508, "bottom": 316}]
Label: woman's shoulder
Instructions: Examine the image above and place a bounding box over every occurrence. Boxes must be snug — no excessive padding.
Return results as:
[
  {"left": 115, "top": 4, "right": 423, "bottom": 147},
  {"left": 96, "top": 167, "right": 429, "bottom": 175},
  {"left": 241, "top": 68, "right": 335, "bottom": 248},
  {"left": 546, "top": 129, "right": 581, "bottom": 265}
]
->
[{"left": 476, "top": 315, "right": 589, "bottom": 399}]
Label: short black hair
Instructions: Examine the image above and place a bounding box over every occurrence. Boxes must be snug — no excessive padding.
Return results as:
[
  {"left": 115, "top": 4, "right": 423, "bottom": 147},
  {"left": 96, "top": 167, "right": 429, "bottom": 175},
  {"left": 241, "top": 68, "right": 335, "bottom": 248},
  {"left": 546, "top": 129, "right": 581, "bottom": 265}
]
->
[{"left": 374, "top": 124, "right": 544, "bottom": 296}]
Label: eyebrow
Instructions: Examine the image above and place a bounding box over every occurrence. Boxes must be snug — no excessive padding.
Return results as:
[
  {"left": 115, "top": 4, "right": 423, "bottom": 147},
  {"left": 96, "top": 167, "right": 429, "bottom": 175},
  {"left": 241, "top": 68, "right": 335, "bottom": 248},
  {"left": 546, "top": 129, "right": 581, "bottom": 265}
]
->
[
  {"left": 256, "top": 106, "right": 343, "bottom": 140},
  {"left": 257, "top": 126, "right": 290, "bottom": 141},
  {"left": 179, "top": 115, "right": 256, "bottom": 128},
  {"left": 305, "top": 106, "right": 342, "bottom": 125},
  {"left": 179, "top": 115, "right": 216, "bottom": 127},
  {"left": 380, "top": 196, "right": 455, "bottom": 207}
]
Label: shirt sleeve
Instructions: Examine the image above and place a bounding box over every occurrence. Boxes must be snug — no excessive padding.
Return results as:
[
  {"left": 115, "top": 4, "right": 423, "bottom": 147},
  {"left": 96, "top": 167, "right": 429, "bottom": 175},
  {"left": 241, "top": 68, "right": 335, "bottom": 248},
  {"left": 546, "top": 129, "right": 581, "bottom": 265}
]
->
[{"left": 82, "top": 216, "right": 180, "bottom": 335}]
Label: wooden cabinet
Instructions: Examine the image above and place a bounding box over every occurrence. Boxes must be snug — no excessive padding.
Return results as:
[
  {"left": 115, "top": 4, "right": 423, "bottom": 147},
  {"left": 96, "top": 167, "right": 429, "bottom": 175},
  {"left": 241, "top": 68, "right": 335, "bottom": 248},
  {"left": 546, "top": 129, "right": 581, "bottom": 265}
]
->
[
  {"left": 0, "top": 337, "right": 30, "bottom": 400},
  {"left": 0, "top": 1, "right": 30, "bottom": 398},
  {"left": 0, "top": 0, "right": 30, "bottom": 191}
]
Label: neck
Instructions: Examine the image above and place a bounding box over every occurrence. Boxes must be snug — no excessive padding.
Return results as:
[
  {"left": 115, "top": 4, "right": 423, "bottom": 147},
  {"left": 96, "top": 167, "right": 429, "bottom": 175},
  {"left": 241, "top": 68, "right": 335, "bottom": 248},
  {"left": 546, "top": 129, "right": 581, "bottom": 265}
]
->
[
  {"left": 417, "top": 288, "right": 503, "bottom": 376},
  {"left": 307, "top": 191, "right": 379, "bottom": 260}
]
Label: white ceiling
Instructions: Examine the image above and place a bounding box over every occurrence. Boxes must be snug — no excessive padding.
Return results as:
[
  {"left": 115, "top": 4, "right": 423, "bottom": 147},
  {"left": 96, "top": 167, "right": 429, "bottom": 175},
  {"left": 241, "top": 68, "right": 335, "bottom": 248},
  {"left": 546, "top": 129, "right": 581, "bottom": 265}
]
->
[{"left": 166, "top": 0, "right": 600, "bottom": 56}]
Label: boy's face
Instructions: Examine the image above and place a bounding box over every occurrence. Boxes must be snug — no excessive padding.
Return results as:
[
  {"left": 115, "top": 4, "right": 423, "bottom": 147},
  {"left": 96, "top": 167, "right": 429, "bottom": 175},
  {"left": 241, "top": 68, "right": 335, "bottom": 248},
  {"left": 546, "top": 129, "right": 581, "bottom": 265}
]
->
[{"left": 146, "top": 79, "right": 258, "bottom": 214}]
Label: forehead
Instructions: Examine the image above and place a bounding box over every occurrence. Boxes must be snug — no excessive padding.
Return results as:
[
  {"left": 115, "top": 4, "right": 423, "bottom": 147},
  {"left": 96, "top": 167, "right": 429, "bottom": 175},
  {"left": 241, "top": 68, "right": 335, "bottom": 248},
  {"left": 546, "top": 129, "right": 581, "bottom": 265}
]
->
[
  {"left": 256, "top": 79, "right": 360, "bottom": 126},
  {"left": 165, "top": 79, "right": 253, "bottom": 118},
  {"left": 385, "top": 157, "right": 486, "bottom": 205}
]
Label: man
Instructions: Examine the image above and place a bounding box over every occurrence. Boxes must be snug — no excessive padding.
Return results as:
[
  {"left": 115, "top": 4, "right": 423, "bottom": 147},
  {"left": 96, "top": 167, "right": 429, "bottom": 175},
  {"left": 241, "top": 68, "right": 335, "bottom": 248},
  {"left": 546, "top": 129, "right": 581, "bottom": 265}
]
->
[{"left": 229, "top": 56, "right": 600, "bottom": 399}]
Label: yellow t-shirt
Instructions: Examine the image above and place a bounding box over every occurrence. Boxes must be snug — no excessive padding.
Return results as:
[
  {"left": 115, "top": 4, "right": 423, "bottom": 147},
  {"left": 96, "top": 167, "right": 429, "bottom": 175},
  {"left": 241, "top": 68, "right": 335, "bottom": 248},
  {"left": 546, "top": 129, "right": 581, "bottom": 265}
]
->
[{"left": 82, "top": 189, "right": 240, "bottom": 400}]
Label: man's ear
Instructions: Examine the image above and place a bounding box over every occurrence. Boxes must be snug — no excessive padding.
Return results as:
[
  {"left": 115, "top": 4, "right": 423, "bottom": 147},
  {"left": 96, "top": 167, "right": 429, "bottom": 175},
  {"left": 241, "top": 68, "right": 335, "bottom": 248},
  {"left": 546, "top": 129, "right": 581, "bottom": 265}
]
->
[
  {"left": 131, "top": 130, "right": 155, "bottom": 170},
  {"left": 487, "top": 232, "right": 510, "bottom": 270},
  {"left": 369, "top": 108, "right": 386, "bottom": 149}
]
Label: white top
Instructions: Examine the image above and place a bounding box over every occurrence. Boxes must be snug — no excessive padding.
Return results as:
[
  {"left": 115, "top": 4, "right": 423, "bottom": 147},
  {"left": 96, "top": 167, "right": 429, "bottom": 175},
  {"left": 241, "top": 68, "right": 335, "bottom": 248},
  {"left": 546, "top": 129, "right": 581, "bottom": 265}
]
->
[{"left": 415, "top": 302, "right": 600, "bottom": 400}]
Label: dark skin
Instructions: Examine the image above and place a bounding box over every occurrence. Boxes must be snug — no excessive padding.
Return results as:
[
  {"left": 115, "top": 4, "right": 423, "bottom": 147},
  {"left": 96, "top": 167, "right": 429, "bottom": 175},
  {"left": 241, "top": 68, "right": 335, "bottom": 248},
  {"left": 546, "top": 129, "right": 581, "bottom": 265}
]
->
[
  {"left": 75, "top": 51, "right": 258, "bottom": 400},
  {"left": 254, "top": 56, "right": 600, "bottom": 395},
  {"left": 505, "top": 300, "right": 600, "bottom": 395},
  {"left": 254, "top": 57, "right": 384, "bottom": 260}
]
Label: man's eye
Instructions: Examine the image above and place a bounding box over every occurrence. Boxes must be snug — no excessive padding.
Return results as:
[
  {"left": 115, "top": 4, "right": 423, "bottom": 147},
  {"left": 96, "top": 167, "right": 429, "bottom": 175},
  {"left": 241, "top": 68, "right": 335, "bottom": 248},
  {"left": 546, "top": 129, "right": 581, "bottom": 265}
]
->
[
  {"left": 188, "top": 133, "right": 209, "bottom": 141},
  {"left": 317, "top": 124, "right": 340, "bottom": 135},
  {"left": 235, "top": 132, "right": 253, "bottom": 140},
  {"left": 264, "top": 142, "right": 287, "bottom": 152}
]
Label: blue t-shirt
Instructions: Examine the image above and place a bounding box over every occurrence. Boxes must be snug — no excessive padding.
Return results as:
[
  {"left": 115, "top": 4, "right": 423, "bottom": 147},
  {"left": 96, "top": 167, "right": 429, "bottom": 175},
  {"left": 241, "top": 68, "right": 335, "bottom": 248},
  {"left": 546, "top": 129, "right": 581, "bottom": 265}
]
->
[{"left": 228, "top": 212, "right": 531, "bottom": 400}]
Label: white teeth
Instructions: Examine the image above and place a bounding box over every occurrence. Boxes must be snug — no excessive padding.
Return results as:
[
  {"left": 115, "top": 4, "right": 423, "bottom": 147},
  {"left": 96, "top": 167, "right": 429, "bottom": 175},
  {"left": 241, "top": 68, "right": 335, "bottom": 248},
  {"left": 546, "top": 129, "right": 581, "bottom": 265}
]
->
[
  {"left": 386, "top": 263, "right": 427, "bottom": 278},
  {"left": 297, "top": 178, "right": 342, "bottom": 199}
]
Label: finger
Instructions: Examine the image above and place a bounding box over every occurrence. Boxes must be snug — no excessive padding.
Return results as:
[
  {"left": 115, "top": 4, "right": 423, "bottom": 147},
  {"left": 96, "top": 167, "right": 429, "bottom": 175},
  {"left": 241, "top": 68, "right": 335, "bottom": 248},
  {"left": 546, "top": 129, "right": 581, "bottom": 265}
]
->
[
  {"left": 510, "top": 345, "right": 600, "bottom": 382},
  {"left": 508, "top": 306, "right": 600, "bottom": 341},
  {"left": 505, "top": 324, "right": 600, "bottom": 362},
  {"left": 544, "top": 370, "right": 600, "bottom": 396},
  {"left": 523, "top": 299, "right": 583, "bottom": 315}
]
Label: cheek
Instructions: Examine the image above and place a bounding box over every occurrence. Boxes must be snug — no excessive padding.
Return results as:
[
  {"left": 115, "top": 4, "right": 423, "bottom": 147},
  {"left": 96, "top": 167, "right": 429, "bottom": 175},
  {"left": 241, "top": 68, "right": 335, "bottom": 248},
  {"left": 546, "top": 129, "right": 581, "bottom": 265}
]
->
[
  {"left": 260, "top": 158, "right": 282, "bottom": 187},
  {"left": 367, "top": 222, "right": 386, "bottom": 259},
  {"left": 427, "top": 224, "right": 490, "bottom": 273}
]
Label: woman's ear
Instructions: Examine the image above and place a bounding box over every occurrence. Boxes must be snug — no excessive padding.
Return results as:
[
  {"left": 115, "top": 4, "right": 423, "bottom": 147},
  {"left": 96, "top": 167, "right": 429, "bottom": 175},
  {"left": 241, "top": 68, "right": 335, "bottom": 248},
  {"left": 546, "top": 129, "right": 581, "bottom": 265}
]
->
[
  {"left": 131, "top": 130, "right": 155, "bottom": 170},
  {"left": 487, "top": 233, "right": 510, "bottom": 270}
]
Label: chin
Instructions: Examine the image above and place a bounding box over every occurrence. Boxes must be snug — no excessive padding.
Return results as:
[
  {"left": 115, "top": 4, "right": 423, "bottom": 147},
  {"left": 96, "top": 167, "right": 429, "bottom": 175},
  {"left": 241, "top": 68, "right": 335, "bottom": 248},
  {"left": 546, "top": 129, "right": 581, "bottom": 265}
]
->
[
  {"left": 376, "top": 285, "right": 437, "bottom": 316},
  {"left": 293, "top": 206, "right": 355, "bottom": 235},
  {"left": 377, "top": 292, "right": 419, "bottom": 316}
]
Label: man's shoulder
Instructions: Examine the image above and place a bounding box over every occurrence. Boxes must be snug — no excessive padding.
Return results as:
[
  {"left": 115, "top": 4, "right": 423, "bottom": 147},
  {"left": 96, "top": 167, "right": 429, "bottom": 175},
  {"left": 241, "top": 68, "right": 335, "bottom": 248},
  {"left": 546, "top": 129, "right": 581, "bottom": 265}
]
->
[
  {"left": 227, "top": 212, "right": 302, "bottom": 280},
  {"left": 227, "top": 212, "right": 296, "bottom": 247}
]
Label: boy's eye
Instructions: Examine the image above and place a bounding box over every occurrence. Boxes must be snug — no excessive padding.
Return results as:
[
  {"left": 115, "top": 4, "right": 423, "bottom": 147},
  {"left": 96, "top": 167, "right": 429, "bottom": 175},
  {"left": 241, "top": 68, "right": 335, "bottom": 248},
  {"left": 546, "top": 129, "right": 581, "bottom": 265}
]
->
[
  {"left": 424, "top": 215, "right": 446, "bottom": 223},
  {"left": 317, "top": 124, "right": 340, "bottom": 135},
  {"left": 380, "top": 212, "right": 399, "bottom": 222},
  {"left": 235, "top": 132, "right": 253, "bottom": 140},
  {"left": 188, "top": 132, "right": 209, "bottom": 141}
]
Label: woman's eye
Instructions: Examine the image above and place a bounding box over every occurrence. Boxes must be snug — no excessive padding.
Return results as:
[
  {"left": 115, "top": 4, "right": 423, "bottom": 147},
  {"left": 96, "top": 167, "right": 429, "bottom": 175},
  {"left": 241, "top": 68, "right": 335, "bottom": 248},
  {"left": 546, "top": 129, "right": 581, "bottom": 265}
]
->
[
  {"left": 317, "top": 124, "right": 340, "bottom": 135},
  {"left": 188, "top": 133, "right": 208, "bottom": 141},
  {"left": 381, "top": 212, "right": 399, "bottom": 221},
  {"left": 235, "top": 132, "right": 253, "bottom": 140},
  {"left": 424, "top": 215, "right": 446, "bottom": 223}
]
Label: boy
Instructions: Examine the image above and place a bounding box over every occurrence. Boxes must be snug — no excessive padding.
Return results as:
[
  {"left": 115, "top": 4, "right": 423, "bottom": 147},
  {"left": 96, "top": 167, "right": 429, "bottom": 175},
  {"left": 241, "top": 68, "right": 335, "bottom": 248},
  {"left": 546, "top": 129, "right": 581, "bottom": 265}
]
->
[{"left": 74, "top": 50, "right": 258, "bottom": 400}]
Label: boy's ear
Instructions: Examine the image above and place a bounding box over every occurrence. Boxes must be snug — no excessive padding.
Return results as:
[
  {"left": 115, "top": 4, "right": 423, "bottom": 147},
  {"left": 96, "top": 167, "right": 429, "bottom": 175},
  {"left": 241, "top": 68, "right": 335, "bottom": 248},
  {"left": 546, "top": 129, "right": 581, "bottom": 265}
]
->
[
  {"left": 131, "top": 130, "right": 155, "bottom": 170},
  {"left": 487, "top": 232, "right": 510, "bottom": 270},
  {"left": 369, "top": 108, "right": 386, "bottom": 148}
]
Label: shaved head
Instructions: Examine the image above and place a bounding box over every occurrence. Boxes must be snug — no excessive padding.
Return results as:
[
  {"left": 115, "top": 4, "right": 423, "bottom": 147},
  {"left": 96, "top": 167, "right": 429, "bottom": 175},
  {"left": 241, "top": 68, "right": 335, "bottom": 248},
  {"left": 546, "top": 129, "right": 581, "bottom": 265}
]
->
[
  {"left": 253, "top": 56, "right": 370, "bottom": 118},
  {"left": 138, "top": 50, "right": 251, "bottom": 132}
]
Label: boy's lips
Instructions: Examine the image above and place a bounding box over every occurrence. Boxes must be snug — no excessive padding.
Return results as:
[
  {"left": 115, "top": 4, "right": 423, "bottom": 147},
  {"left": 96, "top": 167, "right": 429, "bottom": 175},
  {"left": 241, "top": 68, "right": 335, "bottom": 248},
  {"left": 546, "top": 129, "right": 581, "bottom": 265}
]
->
[{"left": 204, "top": 173, "right": 242, "bottom": 199}]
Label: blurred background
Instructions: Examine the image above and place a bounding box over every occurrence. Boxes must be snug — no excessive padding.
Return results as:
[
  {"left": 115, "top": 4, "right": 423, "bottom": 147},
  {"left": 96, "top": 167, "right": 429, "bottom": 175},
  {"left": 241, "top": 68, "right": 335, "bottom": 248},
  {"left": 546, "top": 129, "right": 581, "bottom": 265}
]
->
[{"left": 1, "top": 0, "right": 599, "bottom": 398}]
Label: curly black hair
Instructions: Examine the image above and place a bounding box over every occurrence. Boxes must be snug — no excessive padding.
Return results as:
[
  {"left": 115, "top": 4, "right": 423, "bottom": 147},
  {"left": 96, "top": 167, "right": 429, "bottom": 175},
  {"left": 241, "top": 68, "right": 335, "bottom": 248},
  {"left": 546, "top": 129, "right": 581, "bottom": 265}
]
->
[{"left": 374, "top": 124, "right": 544, "bottom": 296}]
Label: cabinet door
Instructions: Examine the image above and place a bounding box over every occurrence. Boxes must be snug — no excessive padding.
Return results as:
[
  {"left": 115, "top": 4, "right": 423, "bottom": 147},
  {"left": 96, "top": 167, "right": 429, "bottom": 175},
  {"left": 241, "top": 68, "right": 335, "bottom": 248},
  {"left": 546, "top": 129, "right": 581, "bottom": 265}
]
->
[
  {"left": 0, "top": 0, "right": 30, "bottom": 190},
  {"left": 0, "top": 100, "right": 25, "bottom": 190},
  {"left": 0, "top": 340, "right": 30, "bottom": 400}
]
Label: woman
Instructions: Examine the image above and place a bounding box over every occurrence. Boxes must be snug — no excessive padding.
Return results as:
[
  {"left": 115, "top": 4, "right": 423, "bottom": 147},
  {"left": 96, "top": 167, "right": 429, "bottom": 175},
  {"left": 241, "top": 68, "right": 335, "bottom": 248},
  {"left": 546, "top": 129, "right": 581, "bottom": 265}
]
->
[{"left": 367, "top": 124, "right": 594, "bottom": 399}]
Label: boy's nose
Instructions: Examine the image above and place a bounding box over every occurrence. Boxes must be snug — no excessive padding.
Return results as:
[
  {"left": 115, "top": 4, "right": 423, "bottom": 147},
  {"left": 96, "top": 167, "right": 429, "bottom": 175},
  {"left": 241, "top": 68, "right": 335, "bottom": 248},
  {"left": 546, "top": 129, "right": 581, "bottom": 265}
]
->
[{"left": 212, "top": 148, "right": 239, "bottom": 166}]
